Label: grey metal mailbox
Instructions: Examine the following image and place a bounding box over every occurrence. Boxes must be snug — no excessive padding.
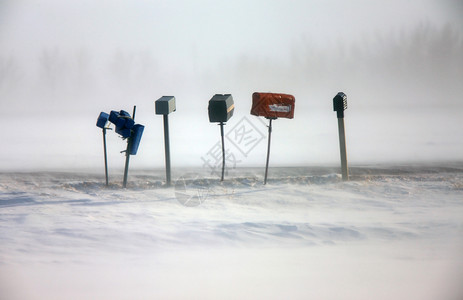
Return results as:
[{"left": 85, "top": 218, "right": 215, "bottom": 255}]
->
[{"left": 155, "top": 96, "right": 176, "bottom": 115}]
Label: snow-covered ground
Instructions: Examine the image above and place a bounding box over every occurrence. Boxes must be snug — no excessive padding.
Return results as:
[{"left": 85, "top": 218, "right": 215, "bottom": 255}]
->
[{"left": 1, "top": 165, "right": 463, "bottom": 300}]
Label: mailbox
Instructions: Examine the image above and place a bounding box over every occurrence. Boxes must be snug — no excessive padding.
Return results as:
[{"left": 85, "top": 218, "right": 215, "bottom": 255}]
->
[
  {"left": 250, "top": 92, "right": 296, "bottom": 184},
  {"left": 156, "top": 96, "right": 176, "bottom": 115},
  {"left": 119, "top": 110, "right": 131, "bottom": 118},
  {"left": 124, "top": 118, "right": 135, "bottom": 129},
  {"left": 108, "top": 111, "right": 124, "bottom": 129},
  {"left": 208, "top": 94, "right": 234, "bottom": 123},
  {"left": 115, "top": 127, "right": 131, "bottom": 138},
  {"left": 333, "top": 92, "right": 347, "bottom": 118},
  {"left": 251, "top": 92, "right": 295, "bottom": 119},
  {"left": 109, "top": 110, "right": 120, "bottom": 124},
  {"left": 155, "top": 96, "right": 176, "bottom": 186},
  {"left": 96, "top": 106, "right": 143, "bottom": 188},
  {"left": 96, "top": 112, "right": 109, "bottom": 129},
  {"left": 129, "top": 124, "right": 144, "bottom": 155},
  {"left": 109, "top": 110, "right": 134, "bottom": 139}
]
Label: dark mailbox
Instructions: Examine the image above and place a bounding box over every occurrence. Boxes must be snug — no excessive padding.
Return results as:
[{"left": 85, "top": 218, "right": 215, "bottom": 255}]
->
[
  {"left": 251, "top": 92, "right": 295, "bottom": 119},
  {"left": 333, "top": 92, "right": 347, "bottom": 118},
  {"left": 156, "top": 96, "right": 176, "bottom": 115},
  {"left": 208, "top": 94, "right": 234, "bottom": 123}
]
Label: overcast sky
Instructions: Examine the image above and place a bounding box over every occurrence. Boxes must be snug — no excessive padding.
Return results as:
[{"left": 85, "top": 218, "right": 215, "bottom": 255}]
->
[{"left": 1, "top": 0, "right": 462, "bottom": 170}]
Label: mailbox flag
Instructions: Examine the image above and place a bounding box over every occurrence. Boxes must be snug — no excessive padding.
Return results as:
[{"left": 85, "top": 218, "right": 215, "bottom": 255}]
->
[{"left": 251, "top": 92, "right": 295, "bottom": 119}]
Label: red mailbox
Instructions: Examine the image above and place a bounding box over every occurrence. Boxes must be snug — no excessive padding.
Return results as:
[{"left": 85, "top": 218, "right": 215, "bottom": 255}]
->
[
  {"left": 251, "top": 92, "right": 295, "bottom": 119},
  {"left": 250, "top": 92, "right": 296, "bottom": 185}
]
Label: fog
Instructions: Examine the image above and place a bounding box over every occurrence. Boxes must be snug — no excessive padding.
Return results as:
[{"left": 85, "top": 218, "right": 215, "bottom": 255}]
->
[{"left": 1, "top": 0, "right": 462, "bottom": 170}]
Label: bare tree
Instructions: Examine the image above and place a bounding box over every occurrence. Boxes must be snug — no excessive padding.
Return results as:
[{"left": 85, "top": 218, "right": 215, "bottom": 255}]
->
[{"left": 38, "top": 48, "right": 68, "bottom": 92}]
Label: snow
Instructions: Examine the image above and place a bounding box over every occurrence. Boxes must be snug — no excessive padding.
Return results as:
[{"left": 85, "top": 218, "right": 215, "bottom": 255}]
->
[{"left": 1, "top": 165, "right": 463, "bottom": 300}]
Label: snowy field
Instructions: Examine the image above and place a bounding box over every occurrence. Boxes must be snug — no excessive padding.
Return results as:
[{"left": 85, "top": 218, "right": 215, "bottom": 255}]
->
[{"left": 1, "top": 164, "right": 463, "bottom": 300}]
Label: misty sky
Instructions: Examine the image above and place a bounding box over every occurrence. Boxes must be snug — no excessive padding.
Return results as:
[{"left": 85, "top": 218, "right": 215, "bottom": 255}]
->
[
  {"left": 1, "top": 0, "right": 462, "bottom": 170},
  {"left": 2, "top": 0, "right": 461, "bottom": 69}
]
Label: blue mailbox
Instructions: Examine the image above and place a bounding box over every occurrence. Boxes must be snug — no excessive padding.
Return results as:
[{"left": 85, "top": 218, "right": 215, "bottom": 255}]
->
[
  {"left": 109, "top": 110, "right": 134, "bottom": 139},
  {"left": 96, "top": 112, "right": 109, "bottom": 129},
  {"left": 129, "top": 124, "right": 144, "bottom": 155},
  {"left": 109, "top": 110, "right": 120, "bottom": 124},
  {"left": 97, "top": 106, "right": 144, "bottom": 188}
]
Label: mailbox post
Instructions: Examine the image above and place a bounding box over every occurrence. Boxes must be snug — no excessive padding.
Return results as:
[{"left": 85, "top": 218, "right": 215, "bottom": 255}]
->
[
  {"left": 156, "top": 96, "right": 176, "bottom": 186},
  {"left": 251, "top": 92, "right": 295, "bottom": 185},
  {"left": 107, "top": 106, "right": 144, "bottom": 188},
  {"left": 264, "top": 117, "right": 275, "bottom": 185},
  {"left": 96, "top": 112, "right": 110, "bottom": 186},
  {"left": 122, "top": 106, "right": 136, "bottom": 188},
  {"left": 333, "top": 92, "right": 349, "bottom": 181},
  {"left": 208, "top": 94, "right": 234, "bottom": 181}
]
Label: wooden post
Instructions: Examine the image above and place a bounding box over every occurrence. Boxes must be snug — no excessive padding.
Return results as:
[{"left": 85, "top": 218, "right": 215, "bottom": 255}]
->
[{"left": 337, "top": 117, "right": 349, "bottom": 181}]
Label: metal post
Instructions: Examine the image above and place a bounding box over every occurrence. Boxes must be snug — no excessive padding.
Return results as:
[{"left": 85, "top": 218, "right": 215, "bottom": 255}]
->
[
  {"left": 123, "top": 105, "right": 136, "bottom": 188},
  {"left": 337, "top": 117, "right": 349, "bottom": 181},
  {"left": 264, "top": 118, "right": 273, "bottom": 185},
  {"left": 102, "top": 127, "right": 109, "bottom": 186},
  {"left": 220, "top": 122, "right": 225, "bottom": 181},
  {"left": 163, "top": 114, "right": 171, "bottom": 186},
  {"left": 122, "top": 139, "right": 131, "bottom": 188}
]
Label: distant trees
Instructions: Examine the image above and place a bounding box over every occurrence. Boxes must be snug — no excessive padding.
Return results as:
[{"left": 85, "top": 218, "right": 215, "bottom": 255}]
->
[
  {"left": 38, "top": 48, "right": 68, "bottom": 93},
  {"left": 1, "top": 22, "right": 462, "bottom": 110},
  {"left": 0, "top": 48, "right": 161, "bottom": 101},
  {"left": 236, "top": 22, "right": 463, "bottom": 108}
]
